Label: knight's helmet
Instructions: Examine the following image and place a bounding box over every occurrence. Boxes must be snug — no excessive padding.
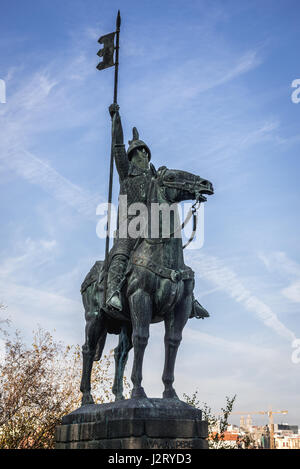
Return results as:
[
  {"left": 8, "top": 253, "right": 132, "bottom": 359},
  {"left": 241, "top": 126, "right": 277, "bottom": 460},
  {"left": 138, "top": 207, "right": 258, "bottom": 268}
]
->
[{"left": 127, "top": 127, "right": 151, "bottom": 161}]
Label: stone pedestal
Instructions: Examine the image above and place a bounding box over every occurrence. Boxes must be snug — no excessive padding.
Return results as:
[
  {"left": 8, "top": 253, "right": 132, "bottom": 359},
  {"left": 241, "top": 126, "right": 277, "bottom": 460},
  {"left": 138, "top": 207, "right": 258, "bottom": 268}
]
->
[{"left": 55, "top": 398, "right": 208, "bottom": 449}]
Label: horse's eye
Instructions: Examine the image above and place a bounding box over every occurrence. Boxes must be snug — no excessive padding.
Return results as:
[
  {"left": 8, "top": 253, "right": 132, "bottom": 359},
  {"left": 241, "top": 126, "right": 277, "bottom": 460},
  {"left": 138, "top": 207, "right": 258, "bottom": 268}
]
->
[{"left": 167, "top": 174, "right": 175, "bottom": 180}]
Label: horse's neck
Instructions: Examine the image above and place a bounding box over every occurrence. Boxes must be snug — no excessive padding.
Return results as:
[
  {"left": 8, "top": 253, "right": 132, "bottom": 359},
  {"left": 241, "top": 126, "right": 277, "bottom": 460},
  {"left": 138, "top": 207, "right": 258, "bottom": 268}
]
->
[
  {"left": 134, "top": 236, "right": 185, "bottom": 270},
  {"left": 134, "top": 180, "right": 185, "bottom": 269}
]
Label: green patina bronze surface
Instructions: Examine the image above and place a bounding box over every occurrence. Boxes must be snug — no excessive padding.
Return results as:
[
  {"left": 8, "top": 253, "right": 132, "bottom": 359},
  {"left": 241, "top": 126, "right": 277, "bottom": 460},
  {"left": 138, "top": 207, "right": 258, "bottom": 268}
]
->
[{"left": 80, "top": 105, "right": 214, "bottom": 406}]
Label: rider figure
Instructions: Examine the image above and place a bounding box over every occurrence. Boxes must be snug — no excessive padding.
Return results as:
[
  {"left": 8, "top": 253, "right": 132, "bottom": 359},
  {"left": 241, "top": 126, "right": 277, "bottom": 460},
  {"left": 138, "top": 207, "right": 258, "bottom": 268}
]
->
[
  {"left": 106, "top": 104, "right": 152, "bottom": 311},
  {"left": 106, "top": 104, "right": 209, "bottom": 320}
]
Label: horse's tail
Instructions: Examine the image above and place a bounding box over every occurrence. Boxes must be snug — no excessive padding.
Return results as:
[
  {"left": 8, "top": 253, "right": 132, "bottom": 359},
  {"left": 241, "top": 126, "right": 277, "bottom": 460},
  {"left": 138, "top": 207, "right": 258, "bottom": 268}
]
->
[{"left": 81, "top": 260, "right": 104, "bottom": 294}]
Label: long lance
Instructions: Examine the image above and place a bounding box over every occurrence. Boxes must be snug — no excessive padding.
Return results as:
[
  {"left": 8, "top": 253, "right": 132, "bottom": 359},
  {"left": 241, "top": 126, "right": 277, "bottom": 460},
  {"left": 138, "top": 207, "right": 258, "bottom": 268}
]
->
[{"left": 100, "top": 11, "right": 121, "bottom": 304}]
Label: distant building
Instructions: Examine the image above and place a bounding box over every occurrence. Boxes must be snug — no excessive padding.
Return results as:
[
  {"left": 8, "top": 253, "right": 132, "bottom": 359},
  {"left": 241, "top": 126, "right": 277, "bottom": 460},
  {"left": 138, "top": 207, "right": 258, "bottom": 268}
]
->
[
  {"left": 275, "top": 435, "right": 300, "bottom": 449},
  {"left": 275, "top": 424, "right": 298, "bottom": 434},
  {"left": 210, "top": 431, "right": 241, "bottom": 449},
  {"left": 289, "top": 436, "right": 300, "bottom": 449},
  {"left": 223, "top": 431, "right": 240, "bottom": 447}
]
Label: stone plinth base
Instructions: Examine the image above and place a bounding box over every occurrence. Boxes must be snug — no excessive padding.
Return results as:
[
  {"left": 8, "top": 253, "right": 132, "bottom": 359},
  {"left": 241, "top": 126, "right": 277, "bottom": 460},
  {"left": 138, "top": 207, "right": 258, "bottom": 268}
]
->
[{"left": 55, "top": 398, "right": 208, "bottom": 449}]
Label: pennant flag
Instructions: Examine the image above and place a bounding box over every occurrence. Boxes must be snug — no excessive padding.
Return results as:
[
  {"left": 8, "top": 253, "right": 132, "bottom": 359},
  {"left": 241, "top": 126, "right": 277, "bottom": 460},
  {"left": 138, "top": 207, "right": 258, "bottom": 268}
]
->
[{"left": 97, "top": 32, "right": 116, "bottom": 71}]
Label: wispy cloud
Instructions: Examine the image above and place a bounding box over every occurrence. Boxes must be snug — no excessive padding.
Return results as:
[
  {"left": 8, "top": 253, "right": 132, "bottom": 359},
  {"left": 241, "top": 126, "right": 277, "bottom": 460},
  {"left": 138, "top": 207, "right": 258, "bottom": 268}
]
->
[
  {"left": 195, "top": 119, "right": 279, "bottom": 174},
  {"left": 129, "top": 47, "right": 262, "bottom": 113},
  {"left": 184, "top": 327, "right": 275, "bottom": 360},
  {"left": 282, "top": 281, "right": 300, "bottom": 303},
  {"left": 0, "top": 60, "right": 103, "bottom": 219},
  {"left": 259, "top": 251, "right": 300, "bottom": 304},
  {"left": 186, "top": 251, "right": 296, "bottom": 342},
  {"left": 188, "top": 49, "right": 262, "bottom": 97},
  {"left": 259, "top": 251, "right": 300, "bottom": 278},
  {"left": 3, "top": 147, "right": 99, "bottom": 219},
  {"left": 0, "top": 238, "right": 57, "bottom": 279},
  {"left": 0, "top": 28, "right": 266, "bottom": 223},
  {"left": 120, "top": 41, "right": 279, "bottom": 180},
  {"left": 0, "top": 238, "right": 82, "bottom": 343}
]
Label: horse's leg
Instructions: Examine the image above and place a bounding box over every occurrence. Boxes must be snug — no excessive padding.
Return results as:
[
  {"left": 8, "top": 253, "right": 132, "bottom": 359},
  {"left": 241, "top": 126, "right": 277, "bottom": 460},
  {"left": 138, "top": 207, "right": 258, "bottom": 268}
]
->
[
  {"left": 162, "top": 282, "right": 193, "bottom": 399},
  {"left": 129, "top": 289, "right": 152, "bottom": 398},
  {"left": 80, "top": 312, "right": 107, "bottom": 406},
  {"left": 112, "top": 324, "right": 133, "bottom": 401}
]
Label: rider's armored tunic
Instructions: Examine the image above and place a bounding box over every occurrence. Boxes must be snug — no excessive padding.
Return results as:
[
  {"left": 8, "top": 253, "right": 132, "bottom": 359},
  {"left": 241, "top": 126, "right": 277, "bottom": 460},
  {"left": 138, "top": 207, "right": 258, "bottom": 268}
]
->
[{"left": 110, "top": 143, "right": 152, "bottom": 261}]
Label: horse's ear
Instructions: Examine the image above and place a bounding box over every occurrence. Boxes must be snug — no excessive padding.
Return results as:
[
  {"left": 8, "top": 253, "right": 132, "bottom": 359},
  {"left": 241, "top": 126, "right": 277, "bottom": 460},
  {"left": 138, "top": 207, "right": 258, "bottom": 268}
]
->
[{"left": 150, "top": 163, "right": 157, "bottom": 177}]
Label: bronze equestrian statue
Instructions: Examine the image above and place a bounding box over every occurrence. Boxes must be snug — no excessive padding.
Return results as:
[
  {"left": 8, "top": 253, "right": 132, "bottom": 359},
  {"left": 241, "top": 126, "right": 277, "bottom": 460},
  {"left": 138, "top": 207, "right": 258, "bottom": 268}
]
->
[{"left": 80, "top": 105, "right": 214, "bottom": 405}]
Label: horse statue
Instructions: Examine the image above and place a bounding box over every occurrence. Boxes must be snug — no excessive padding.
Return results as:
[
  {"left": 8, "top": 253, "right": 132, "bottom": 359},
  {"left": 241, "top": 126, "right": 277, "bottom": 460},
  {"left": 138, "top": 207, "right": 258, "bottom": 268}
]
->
[{"left": 80, "top": 165, "right": 213, "bottom": 405}]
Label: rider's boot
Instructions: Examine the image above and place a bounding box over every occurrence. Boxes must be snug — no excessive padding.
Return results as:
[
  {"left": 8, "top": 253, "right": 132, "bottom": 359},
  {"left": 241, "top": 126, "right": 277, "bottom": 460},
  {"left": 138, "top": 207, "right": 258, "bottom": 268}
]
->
[
  {"left": 106, "top": 254, "right": 128, "bottom": 311},
  {"left": 190, "top": 295, "right": 210, "bottom": 319}
]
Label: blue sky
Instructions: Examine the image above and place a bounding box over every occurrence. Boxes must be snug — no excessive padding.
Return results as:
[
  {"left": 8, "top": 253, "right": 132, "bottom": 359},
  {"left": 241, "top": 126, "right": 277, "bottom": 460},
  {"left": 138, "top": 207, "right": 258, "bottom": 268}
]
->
[{"left": 0, "top": 0, "right": 300, "bottom": 426}]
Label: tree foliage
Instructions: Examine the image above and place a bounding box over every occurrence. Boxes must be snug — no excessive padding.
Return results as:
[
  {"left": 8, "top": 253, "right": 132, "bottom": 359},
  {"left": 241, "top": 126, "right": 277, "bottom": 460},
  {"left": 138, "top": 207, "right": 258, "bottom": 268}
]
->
[
  {"left": 0, "top": 320, "right": 130, "bottom": 449},
  {"left": 183, "top": 390, "right": 237, "bottom": 449},
  {"left": 0, "top": 305, "right": 233, "bottom": 450}
]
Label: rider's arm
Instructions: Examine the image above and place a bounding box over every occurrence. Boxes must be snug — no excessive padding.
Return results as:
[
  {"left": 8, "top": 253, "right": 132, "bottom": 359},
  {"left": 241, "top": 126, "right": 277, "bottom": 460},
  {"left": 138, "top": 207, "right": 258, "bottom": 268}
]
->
[{"left": 109, "top": 104, "right": 129, "bottom": 180}]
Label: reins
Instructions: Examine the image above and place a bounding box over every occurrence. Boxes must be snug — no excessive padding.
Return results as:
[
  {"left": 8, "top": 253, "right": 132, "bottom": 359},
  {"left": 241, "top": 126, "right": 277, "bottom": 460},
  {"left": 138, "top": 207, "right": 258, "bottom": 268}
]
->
[
  {"left": 182, "top": 198, "right": 201, "bottom": 249},
  {"left": 143, "top": 169, "right": 202, "bottom": 248}
]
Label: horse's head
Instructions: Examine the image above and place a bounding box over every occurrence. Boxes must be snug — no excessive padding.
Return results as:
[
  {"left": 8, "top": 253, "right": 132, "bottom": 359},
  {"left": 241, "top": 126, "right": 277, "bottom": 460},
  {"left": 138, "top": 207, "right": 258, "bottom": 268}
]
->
[{"left": 155, "top": 165, "right": 214, "bottom": 203}]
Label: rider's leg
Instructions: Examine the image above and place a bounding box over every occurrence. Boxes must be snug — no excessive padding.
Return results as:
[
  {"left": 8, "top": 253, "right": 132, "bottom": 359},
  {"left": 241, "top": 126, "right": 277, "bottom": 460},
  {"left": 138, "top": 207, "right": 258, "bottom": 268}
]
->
[
  {"left": 106, "top": 254, "right": 128, "bottom": 311},
  {"left": 189, "top": 295, "right": 210, "bottom": 319},
  {"left": 129, "top": 289, "right": 152, "bottom": 398}
]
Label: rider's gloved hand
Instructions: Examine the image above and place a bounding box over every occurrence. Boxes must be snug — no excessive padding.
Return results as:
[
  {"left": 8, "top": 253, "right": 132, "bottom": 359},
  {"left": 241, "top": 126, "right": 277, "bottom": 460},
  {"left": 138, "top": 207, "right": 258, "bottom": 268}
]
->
[{"left": 109, "top": 103, "right": 120, "bottom": 119}]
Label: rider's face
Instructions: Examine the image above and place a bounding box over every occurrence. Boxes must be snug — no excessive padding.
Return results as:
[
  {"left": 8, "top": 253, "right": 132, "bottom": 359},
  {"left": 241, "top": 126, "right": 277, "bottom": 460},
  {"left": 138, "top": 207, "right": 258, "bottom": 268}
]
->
[{"left": 131, "top": 147, "right": 149, "bottom": 170}]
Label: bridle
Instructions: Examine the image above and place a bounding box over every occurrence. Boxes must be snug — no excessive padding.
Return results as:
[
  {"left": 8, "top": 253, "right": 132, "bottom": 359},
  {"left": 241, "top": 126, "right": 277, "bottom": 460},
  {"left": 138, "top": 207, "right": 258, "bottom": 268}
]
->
[{"left": 144, "top": 168, "right": 205, "bottom": 249}]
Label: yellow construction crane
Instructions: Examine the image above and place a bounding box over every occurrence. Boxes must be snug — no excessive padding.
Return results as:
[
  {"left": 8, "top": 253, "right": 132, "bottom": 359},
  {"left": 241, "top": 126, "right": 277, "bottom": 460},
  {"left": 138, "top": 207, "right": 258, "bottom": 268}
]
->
[{"left": 232, "top": 408, "right": 288, "bottom": 449}]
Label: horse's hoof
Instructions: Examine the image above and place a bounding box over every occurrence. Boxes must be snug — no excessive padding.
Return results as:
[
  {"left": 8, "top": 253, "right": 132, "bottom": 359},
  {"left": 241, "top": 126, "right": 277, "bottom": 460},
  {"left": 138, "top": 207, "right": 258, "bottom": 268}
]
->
[
  {"left": 163, "top": 389, "right": 179, "bottom": 399},
  {"left": 81, "top": 393, "right": 94, "bottom": 406},
  {"left": 131, "top": 387, "right": 147, "bottom": 399},
  {"left": 114, "top": 394, "right": 125, "bottom": 401}
]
